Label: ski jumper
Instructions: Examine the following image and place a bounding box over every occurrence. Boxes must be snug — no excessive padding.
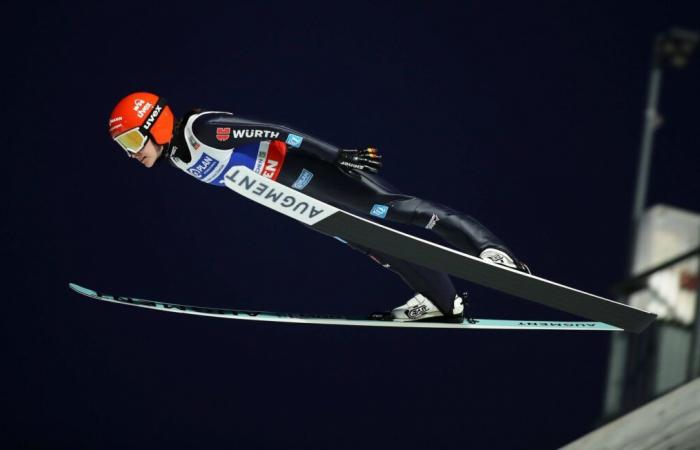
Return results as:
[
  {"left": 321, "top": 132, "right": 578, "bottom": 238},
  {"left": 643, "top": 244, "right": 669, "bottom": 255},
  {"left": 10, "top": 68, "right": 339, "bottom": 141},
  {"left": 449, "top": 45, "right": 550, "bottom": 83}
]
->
[{"left": 166, "top": 111, "right": 514, "bottom": 314}]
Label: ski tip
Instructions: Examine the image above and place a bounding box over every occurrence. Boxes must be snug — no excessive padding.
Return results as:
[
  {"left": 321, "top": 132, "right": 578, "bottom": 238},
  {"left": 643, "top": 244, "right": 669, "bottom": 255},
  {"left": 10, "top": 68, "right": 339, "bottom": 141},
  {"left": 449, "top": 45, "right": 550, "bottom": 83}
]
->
[{"left": 68, "top": 282, "right": 96, "bottom": 297}]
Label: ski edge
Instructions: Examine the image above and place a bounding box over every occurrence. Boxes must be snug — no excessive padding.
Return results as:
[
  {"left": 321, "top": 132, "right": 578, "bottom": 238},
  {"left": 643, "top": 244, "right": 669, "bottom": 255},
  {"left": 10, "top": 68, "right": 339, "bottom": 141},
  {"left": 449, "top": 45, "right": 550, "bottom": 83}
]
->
[{"left": 68, "top": 283, "right": 622, "bottom": 331}]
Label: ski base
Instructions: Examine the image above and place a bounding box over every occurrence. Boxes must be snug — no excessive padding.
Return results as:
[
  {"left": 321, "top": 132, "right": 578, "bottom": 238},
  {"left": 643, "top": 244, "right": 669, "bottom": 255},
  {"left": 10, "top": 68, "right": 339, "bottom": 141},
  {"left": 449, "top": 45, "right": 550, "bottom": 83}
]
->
[{"left": 69, "top": 283, "right": 622, "bottom": 331}]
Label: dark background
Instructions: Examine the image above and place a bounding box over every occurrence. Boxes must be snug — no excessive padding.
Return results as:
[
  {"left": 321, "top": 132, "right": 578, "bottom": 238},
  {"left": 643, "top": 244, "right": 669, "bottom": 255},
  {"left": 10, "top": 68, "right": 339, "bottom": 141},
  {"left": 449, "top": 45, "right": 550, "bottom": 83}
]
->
[{"left": 5, "top": 2, "right": 699, "bottom": 449}]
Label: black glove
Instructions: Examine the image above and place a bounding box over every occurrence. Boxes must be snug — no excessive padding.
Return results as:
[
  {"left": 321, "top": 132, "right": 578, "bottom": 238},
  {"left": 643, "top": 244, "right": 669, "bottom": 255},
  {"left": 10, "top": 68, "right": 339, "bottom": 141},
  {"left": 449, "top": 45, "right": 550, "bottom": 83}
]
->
[{"left": 336, "top": 147, "right": 383, "bottom": 173}]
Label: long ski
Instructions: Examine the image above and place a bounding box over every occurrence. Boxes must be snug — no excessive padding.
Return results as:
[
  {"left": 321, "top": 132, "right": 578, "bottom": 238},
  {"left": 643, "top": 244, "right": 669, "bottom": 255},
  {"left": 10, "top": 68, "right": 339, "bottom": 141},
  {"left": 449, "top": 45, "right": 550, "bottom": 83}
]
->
[
  {"left": 69, "top": 283, "right": 621, "bottom": 331},
  {"left": 224, "top": 166, "right": 656, "bottom": 333}
]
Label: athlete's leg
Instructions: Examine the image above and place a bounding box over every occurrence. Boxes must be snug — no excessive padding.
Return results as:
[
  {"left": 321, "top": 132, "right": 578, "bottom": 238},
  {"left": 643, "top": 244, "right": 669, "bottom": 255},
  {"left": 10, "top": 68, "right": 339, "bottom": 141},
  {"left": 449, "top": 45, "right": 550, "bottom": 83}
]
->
[{"left": 342, "top": 240, "right": 459, "bottom": 315}]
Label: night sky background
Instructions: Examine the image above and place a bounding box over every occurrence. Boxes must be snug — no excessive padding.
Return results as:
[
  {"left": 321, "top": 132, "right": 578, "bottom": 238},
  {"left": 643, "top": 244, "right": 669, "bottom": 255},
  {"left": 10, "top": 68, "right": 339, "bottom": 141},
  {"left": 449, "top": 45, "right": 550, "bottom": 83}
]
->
[{"left": 5, "top": 2, "right": 700, "bottom": 449}]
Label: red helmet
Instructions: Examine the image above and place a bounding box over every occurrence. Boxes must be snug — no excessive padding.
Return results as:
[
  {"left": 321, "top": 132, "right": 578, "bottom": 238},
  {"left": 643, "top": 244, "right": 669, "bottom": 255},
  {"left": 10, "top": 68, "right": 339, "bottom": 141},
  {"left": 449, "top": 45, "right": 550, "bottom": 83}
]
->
[{"left": 109, "top": 92, "right": 174, "bottom": 155}]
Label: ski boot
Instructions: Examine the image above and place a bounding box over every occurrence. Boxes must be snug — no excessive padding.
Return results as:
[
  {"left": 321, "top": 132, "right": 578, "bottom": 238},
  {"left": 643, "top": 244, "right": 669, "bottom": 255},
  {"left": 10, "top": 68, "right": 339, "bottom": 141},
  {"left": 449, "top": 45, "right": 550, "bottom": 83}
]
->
[
  {"left": 371, "top": 292, "right": 466, "bottom": 323},
  {"left": 479, "top": 248, "right": 531, "bottom": 274}
]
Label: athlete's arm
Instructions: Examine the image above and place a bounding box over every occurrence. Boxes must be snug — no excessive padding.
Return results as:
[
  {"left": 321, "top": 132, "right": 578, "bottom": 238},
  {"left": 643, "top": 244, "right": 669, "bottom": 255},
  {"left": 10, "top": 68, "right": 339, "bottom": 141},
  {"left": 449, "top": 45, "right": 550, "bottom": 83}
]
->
[
  {"left": 190, "top": 112, "right": 382, "bottom": 172},
  {"left": 190, "top": 112, "right": 338, "bottom": 161}
]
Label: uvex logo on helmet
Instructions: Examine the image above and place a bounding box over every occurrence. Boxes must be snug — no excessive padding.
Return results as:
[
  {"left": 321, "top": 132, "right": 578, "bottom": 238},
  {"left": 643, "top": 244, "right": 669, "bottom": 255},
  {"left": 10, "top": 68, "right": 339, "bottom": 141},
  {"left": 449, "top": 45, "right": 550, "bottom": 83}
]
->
[{"left": 143, "top": 105, "right": 163, "bottom": 131}]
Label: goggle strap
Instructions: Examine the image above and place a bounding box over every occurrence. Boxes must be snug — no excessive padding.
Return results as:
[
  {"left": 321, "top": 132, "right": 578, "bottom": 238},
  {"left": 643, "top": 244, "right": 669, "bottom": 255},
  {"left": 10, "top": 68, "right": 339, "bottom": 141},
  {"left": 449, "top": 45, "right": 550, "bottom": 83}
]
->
[{"left": 138, "top": 97, "right": 169, "bottom": 142}]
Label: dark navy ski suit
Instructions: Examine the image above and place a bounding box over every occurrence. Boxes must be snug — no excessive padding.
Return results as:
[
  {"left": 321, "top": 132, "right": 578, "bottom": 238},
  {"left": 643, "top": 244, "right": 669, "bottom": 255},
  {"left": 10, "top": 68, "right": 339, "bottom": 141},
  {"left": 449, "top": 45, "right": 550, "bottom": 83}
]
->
[{"left": 165, "top": 110, "right": 514, "bottom": 314}]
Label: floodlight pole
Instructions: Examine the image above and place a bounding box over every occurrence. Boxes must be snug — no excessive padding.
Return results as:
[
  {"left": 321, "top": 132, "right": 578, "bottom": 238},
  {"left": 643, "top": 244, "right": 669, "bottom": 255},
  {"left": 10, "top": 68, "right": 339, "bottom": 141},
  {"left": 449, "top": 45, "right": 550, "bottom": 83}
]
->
[
  {"left": 631, "top": 65, "right": 663, "bottom": 233},
  {"left": 629, "top": 28, "right": 699, "bottom": 271}
]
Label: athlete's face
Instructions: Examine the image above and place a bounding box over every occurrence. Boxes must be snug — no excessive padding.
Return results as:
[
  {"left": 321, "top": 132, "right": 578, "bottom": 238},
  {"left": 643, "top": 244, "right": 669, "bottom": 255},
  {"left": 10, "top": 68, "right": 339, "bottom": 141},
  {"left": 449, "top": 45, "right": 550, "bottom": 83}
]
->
[{"left": 131, "top": 139, "right": 163, "bottom": 168}]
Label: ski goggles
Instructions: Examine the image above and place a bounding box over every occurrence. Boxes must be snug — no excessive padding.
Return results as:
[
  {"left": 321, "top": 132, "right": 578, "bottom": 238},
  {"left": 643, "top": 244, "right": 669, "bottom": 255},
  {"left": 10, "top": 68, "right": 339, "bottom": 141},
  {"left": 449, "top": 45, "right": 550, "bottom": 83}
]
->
[{"left": 114, "top": 128, "right": 149, "bottom": 155}]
